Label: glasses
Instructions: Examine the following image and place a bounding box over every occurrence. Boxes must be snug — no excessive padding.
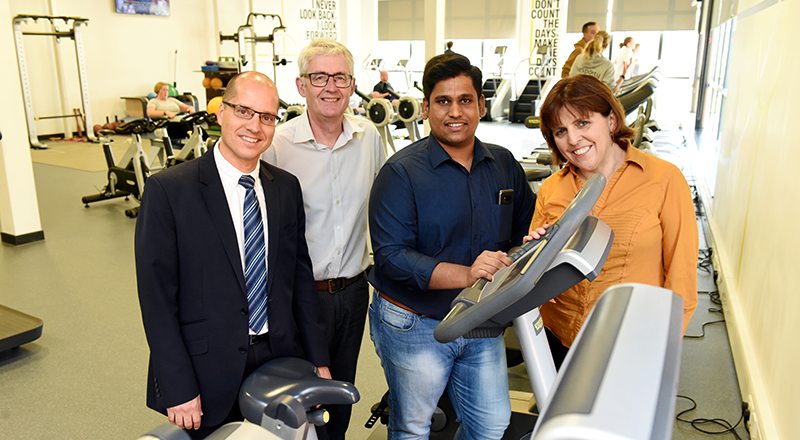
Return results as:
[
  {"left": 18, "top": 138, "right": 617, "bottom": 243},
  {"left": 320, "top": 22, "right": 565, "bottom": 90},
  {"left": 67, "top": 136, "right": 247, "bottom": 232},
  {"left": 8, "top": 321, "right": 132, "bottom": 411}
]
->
[
  {"left": 302, "top": 72, "right": 353, "bottom": 88},
  {"left": 222, "top": 101, "right": 278, "bottom": 126}
]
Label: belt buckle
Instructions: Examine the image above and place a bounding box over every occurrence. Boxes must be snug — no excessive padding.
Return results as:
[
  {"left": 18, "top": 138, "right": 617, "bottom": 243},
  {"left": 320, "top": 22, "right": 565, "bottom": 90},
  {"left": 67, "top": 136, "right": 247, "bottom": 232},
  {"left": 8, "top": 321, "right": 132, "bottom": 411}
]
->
[{"left": 327, "top": 278, "right": 344, "bottom": 294}]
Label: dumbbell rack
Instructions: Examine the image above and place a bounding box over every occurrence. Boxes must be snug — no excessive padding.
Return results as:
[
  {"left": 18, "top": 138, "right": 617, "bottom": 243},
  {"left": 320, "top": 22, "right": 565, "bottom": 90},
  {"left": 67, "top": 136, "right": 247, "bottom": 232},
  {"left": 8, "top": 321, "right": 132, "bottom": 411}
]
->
[{"left": 13, "top": 14, "right": 97, "bottom": 149}]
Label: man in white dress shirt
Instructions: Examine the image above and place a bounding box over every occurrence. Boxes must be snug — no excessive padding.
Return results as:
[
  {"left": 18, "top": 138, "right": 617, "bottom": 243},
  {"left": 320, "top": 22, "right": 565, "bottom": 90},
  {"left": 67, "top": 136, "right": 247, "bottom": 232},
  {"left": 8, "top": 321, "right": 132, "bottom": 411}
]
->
[{"left": 262, "top": 38, "right": 385, "bottom": 440}]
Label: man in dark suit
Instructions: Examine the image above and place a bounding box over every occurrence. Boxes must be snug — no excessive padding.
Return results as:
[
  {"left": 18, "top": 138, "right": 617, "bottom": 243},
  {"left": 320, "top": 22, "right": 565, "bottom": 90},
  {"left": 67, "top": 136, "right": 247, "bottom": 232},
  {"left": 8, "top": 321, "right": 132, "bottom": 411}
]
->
[{"left": 136, "top": 71, "right": 330, "bottom": 439}]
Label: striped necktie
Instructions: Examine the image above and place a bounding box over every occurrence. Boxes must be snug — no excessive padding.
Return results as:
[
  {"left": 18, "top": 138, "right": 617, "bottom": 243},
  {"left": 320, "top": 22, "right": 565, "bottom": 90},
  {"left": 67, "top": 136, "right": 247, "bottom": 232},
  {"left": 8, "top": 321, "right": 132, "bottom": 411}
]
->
[{"left": 239, "top": 175, "right": 268, "bottom": 332}]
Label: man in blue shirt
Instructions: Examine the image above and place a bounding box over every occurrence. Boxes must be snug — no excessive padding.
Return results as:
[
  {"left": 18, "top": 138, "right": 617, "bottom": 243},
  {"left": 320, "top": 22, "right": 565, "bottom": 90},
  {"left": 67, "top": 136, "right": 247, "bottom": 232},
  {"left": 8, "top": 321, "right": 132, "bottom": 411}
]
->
[{"left": 368, "top": 53, "right": 536, "bottom": 440}]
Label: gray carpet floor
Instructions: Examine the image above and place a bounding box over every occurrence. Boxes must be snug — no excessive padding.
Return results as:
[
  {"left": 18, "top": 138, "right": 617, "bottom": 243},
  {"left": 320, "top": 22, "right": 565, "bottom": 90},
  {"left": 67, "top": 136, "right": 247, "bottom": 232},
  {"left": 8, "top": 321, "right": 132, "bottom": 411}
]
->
[{"left": 0, "top": 118, "right": 748, "bottom": 439}]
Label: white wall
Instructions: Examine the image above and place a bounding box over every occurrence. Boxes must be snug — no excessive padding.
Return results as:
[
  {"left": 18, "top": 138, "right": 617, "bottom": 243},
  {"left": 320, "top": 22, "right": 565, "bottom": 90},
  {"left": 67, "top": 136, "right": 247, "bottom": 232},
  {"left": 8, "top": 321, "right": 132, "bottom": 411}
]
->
[
  {"left": 7, "top": 0, "right": 374, "bottom": 136},
  {"left": 700, "top": 0, "right": 800, "bottom": 438}
]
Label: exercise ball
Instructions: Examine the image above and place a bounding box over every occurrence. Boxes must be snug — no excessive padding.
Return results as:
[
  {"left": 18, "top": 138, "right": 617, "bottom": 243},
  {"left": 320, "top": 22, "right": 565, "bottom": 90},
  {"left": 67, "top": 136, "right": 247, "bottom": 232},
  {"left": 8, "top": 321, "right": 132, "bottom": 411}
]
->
[
  {"left": 202, "top": 77, "right": 212, "bottom": 88},
  {"left": 207, "top": 96, "right": 223, "bottom": 115},
  {"left": 168, "top": 84, "right": 178, "bottom": 97},
  {"left": 147, "top": 92, "right": 157, "bottom": 99},
  {"left": 210, "top": 77, "right": 224, "bottom": 89}
]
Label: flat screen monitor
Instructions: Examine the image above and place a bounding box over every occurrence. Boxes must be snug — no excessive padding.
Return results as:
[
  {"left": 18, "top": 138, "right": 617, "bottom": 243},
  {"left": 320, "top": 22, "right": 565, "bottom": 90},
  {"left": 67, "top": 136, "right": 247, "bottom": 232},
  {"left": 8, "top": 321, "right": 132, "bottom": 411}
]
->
[{"left": 116, "top": 0, "right": 170, "bottom": 16}]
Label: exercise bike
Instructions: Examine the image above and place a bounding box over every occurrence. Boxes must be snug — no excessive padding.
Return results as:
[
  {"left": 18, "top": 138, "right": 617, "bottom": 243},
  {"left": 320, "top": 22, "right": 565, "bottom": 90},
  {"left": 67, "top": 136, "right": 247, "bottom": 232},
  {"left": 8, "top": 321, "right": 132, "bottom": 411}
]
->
[
  {"left": 138, "top": 357, "right": 360, "bottom": 440},
  {"left": 81, "top": 118, "right": 168, "bottom": 218},
  {"left": 161, "top": 111, "right": 217, "bottom": 168}
]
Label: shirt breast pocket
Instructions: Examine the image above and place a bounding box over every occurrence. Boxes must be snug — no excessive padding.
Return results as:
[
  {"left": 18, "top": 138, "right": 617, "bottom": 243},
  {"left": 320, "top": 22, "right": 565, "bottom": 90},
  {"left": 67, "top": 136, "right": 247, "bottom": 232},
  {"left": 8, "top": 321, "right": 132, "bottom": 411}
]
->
[{"left": 496, "top": 201, "right": 513, "bottom": 245}]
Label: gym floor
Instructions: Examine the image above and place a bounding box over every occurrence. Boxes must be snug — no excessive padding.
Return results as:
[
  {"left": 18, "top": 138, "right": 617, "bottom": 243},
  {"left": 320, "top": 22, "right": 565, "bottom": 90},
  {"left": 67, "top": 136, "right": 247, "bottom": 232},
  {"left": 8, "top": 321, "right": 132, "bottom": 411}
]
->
[{"left": 0, "top": 88, "right": 749, "bottom": 439}]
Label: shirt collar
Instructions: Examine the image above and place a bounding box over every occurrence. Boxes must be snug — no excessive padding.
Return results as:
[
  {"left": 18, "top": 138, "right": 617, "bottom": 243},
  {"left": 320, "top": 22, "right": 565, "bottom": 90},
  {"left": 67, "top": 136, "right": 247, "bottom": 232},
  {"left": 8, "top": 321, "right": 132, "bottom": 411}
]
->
[
  {"left": 292, "top": 111, "right": 364, "bottom": 150},
  {"left": 428, "top": 136, "right": 494, "bottom": 169},
  {"left": 213, "top": 143, "right": 260, "bottom": 185}
]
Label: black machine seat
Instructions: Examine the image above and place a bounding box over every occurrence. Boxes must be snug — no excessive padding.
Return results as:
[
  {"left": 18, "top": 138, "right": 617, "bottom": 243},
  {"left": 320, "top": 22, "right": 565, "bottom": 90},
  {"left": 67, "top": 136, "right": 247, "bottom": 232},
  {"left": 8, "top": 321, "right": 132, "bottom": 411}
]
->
[
  {"left": 114, "top": 117, "right": 170, "bottom": 135},
  {"left": 0, "top": 305, "right": 43, "bottom": 352},
  {"left": 239, "top": 358, "right": 360, "bottom": 424}
]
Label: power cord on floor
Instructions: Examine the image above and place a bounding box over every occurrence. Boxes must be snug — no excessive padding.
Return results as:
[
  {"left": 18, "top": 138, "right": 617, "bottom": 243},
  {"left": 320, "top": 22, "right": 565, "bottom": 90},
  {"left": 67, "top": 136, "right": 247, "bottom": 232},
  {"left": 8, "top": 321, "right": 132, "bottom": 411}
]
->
[
  {"left": 676, "top": 394, "right": 747, "bottom": 439},
  {"left": 691, "top": 184, "right": 705, "bottom": 218},
  {"left": 698, "top": 248, "right": 714, "bottom": 274},
  {"left": 684, "top": 291, "right": 725, "bottom": 339}
]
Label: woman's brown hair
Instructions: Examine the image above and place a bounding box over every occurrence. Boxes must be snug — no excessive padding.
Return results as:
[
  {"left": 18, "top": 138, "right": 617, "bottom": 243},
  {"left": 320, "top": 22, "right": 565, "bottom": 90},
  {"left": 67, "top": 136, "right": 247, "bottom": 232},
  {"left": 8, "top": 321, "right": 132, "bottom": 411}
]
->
[{"left": 539, "top": 74, "right": 634, "bottom": 165}]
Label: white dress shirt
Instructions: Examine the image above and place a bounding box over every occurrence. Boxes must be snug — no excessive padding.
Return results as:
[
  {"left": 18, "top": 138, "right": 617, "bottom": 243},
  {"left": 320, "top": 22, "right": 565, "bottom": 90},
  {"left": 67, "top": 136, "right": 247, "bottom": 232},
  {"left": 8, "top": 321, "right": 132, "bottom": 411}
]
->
[
  {"left": 214, "top": 145, "right": 269, "bottom": 334},
  {"left": 263, "top": 111, "right": 385, "bottom": 280}
]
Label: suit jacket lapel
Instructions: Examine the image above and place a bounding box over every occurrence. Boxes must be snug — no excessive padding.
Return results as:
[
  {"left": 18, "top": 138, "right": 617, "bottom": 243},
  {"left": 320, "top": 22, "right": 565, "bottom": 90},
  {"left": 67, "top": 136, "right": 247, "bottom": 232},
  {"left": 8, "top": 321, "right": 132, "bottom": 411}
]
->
[
  {"left": 259, "top": 162, "right": 279, "bottom": 295},
  {"left": 198, "top": 150, "right": 246, "bottom": 294}
]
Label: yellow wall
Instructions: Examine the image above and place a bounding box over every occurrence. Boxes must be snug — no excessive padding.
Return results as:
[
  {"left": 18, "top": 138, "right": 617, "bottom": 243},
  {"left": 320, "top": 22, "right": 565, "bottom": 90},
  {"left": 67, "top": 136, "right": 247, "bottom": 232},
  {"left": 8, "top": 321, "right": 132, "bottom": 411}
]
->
[{"left": 703, "top": 0, "right": 800, "bottom": 438}]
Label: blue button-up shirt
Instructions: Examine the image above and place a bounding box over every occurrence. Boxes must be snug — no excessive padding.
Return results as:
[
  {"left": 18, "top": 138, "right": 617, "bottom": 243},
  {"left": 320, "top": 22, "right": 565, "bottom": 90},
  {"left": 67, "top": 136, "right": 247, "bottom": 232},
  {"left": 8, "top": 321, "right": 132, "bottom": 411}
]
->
[{"left": 368, "top": 136, "right": 536, "bottom": 319}]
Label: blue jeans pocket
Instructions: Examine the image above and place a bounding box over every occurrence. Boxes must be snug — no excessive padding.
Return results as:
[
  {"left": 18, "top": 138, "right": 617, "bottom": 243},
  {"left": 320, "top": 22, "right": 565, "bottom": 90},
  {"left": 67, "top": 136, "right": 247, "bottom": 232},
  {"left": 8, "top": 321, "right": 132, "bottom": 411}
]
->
[{"left": 380, "top": 298, "right": 417, "bottom": 332}]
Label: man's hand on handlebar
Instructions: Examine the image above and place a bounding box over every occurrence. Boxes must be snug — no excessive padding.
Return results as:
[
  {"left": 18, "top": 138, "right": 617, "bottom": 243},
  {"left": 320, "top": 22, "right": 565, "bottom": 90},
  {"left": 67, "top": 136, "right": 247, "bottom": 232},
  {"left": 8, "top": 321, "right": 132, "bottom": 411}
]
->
[
  {"left": 469, "top": 250, "right": 513, "bottom": 284},
  {"left": 317, "top": 366, "right": 332, "bottom": 379},
  {"left": 522, "top": 224, "right": 550, "bottom": 244}
]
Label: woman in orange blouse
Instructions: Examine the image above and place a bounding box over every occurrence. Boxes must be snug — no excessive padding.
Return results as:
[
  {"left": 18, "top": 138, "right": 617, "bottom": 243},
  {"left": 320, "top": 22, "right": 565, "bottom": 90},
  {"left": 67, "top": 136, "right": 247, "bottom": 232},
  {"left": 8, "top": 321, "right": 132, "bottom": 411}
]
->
[{"left": 530, "top": 74, "right": 698, "bottom": 367}]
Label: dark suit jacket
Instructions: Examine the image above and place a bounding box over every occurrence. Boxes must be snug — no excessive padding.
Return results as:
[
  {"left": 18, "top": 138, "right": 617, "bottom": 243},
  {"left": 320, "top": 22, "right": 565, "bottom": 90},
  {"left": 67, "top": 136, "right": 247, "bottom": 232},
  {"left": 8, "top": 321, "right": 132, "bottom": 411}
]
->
[{"left": 135, "top": 147, "right": 329, "bottom": 426}]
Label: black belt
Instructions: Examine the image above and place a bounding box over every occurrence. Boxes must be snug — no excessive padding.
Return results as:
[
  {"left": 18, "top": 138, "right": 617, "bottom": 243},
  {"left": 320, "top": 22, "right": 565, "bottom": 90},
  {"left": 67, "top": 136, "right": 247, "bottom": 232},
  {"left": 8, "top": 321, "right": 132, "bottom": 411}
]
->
[
  {"left": 315, "top": 272, "right": 363, "bottom": 294},
  {"left": 249, "top": 333, "right": 268, "bottom": 345}
]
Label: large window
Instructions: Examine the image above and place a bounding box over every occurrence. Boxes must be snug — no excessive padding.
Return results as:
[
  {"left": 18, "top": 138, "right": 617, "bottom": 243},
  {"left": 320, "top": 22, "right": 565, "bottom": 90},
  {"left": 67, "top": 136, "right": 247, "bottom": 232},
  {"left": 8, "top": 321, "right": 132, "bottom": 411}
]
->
[{"left": 371, "top": 39, "right": 518, "bottom": 94}]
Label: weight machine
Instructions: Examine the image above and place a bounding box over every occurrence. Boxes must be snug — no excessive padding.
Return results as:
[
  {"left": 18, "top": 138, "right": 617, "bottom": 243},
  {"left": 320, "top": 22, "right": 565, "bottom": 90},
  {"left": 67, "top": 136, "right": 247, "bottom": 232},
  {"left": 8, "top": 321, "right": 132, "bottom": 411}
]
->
[
  {"left": 13, "top": 14, "right": 97, "bottom": 149},
  {"left": 219, "top": 13, "right": 288, "bottom": 80}
]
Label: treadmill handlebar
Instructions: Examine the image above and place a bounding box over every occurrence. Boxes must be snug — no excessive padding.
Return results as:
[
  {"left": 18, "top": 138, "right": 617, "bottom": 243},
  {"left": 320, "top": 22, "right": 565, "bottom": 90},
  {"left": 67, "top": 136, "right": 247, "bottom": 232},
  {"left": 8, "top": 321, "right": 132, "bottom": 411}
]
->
[{"left": 434, "top": 173, "right": 607, "bottom": 343}]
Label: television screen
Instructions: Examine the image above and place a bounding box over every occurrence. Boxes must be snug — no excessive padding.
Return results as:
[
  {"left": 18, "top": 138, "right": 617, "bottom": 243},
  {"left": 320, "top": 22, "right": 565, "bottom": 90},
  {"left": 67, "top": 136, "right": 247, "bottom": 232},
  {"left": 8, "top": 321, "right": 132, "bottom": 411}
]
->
[{"left": 116, "top": 0, "right": 170, "bottom": 16}]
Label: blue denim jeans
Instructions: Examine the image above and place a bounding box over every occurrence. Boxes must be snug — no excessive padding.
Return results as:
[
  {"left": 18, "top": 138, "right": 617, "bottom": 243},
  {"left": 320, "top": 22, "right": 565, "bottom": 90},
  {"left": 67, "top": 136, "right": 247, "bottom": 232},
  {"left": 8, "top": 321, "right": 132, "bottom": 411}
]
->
[{"left": 369, "top": 291, "right": 510, "bottom": 440}]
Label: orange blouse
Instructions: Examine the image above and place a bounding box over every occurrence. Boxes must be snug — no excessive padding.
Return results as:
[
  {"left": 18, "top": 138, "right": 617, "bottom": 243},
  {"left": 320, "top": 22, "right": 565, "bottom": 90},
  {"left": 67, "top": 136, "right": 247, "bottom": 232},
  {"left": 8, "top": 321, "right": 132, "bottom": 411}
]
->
[{"left": 530, "top": 145, "right": 698, "bottom": 347}]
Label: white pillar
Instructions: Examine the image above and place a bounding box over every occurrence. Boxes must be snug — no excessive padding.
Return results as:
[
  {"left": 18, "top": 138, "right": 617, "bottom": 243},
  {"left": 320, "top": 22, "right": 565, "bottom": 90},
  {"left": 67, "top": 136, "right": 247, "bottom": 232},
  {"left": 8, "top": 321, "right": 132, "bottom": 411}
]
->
[
  {"left": 422, "top": 0, "right": 445, "bottom": 136},
  {"left": 0, "top": 3, "right": 45, "bottom": 245},
  {"left": 341, "top": 0, "right": 377, "bottom": 92},
  {"left": 423, "top": 0, "right": 445, "bottom": 64}
]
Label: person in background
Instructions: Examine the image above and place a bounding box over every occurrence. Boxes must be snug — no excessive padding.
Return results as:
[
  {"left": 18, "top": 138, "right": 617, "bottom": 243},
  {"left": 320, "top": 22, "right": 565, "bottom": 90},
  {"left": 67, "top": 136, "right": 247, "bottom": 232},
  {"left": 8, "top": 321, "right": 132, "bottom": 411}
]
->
[
  {"left": 444, "top": 40, "right": 454, "bottom": 53},
  {"left": 368, "top": 53, "right": 537, "bottom": 440},
  {"left": 561, "top": 21, "right": 600, "bottom": 78},
  {"left": 530, "top": 74, "right": 698, "bottom": 369},
  {"left": 136, "top": 71, "right": 330, "bottom": 439},
  {"left": 631, "top": 43, "right": 642, "bottom": 76},
  {"left": 263, "top": 38, "right": 385, "bottom": 440},
  {"left": 614, "top": 37, "right": 636, "bottom": 83},
  {"left": 147, "top": 81, "right": 194, "bottom": 119},
  {"left": 373, "top": 70, "right": 399, "bottom": 105},
  {"left": 569, "top": 31, "right": 617, "bottom": 91}
]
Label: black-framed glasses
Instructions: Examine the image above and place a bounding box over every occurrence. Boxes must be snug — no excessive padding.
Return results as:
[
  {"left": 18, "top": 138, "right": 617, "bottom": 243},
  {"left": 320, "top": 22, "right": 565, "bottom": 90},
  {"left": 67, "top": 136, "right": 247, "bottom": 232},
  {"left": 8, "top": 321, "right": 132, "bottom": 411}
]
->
[
  {"left": 222, "top": 101, "right": 278, "bottom": 126},
  {"left": 302, "top": 72, "right": 353, "bottom": 88}
]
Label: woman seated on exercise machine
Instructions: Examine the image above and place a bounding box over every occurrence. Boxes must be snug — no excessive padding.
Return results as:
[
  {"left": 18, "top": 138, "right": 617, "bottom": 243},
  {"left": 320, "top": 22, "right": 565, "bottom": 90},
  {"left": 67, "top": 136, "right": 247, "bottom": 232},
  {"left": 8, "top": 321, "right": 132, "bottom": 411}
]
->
[
  {"left": 146, "top": 81, "right": 195, "bottom": 119},
  {"left": 528, "top": 74, "right": 698, "bottom": 368}
]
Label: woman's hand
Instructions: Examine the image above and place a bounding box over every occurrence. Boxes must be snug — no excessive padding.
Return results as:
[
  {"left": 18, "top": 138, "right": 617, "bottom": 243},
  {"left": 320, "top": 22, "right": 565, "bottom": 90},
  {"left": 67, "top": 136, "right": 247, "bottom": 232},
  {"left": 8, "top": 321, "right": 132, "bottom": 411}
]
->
[{"left": 522, "top": 223, "right": 549, "bottom": 243}]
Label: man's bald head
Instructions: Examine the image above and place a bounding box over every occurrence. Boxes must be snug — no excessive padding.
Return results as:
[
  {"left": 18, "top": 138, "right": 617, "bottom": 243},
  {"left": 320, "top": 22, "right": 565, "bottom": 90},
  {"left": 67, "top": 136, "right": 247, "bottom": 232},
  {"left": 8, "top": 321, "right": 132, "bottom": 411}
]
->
[{"left": 222, "top": 71, "right": 278, "bottom": 103}]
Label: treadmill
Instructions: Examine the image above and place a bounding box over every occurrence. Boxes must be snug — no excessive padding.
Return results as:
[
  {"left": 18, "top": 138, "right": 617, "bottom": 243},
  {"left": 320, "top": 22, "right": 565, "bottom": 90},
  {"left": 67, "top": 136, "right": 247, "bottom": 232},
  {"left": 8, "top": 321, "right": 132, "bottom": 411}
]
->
[
  {"left": 435, "top": 173, "right": 684, "bottom": 439},
  {"left": 138, "top": 174, "right": 684, "bottom": 440}
]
